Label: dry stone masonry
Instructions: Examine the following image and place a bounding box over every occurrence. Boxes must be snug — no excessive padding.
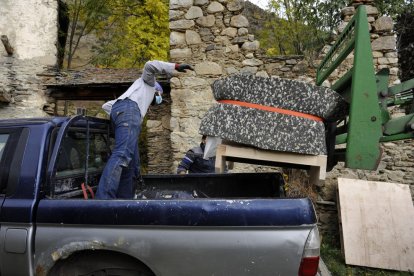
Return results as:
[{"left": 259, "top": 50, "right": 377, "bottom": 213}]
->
[
  {"left": 0, "top": 0, "right": 58, "bottom": 118},
  {"left": 168, "top": 0, "right": 313, "bottom": 171}
]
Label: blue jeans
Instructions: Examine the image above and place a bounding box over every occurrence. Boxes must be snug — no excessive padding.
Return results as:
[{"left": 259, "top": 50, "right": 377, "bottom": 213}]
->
[{"left": 95, "top": 98, "right": 141, "bottom": 199}]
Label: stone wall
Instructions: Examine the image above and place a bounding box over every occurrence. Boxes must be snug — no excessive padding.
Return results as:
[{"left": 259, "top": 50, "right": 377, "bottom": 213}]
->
[
  {"left": 146, "top": 94, "right": 174, "bottom": 174},
  {"left": 321, "top": 3, "right": 399, "bottom": 86},
  {"left": 0, "top": 0, "right": 58, "bottom": 118},
  {"left": 168, "top": 0, "right": 314, "bottom": 172}
]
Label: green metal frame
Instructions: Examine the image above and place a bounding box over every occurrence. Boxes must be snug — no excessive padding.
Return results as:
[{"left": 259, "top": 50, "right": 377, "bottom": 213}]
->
[{"left": 316, "top": 5, "right": 414, "bottom": 170}]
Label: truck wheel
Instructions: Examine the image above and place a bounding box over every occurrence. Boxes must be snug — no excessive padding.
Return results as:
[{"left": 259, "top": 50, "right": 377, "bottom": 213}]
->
[{"left": 48, "top": 250, "right": 154, "bottom": 276}]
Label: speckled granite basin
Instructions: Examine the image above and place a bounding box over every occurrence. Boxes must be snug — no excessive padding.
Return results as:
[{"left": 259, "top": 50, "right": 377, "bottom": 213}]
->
[
  {"left": 211, "top": 74, "right": 347, "bottom": 120},
  {"left": 199, "top": 75, "right": 348, "bottom": 155}
]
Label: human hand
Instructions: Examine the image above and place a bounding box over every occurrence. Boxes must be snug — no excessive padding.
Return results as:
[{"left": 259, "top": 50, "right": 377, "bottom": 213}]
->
[{"left": 175, "top": 63, "right": 194, "bottom": 72}]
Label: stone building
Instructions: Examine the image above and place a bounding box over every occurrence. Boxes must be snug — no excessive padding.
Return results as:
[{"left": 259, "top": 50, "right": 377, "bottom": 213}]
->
[
  {"left": 0, "top": 0, "right": 59, "bottom": 118},
  {"left": 0, "top": 0, "right": 413, "bottom": 235}
]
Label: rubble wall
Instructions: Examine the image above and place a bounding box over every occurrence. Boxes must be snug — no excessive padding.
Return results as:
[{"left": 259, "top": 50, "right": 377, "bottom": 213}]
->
[
  {"left": 168, "top": 0, "right": 313, "bottom": 171},
  {"left": 0, "top": 0, "right": 58, "bottom": 118}
]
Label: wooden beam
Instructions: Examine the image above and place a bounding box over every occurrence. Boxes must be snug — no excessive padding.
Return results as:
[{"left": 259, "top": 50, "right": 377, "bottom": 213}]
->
[
  {"left": 0, "top": 88, "right": 11, "bottom": 103},
  {"left": 1, "top": 35, "right": 14, "bottom": 55}
]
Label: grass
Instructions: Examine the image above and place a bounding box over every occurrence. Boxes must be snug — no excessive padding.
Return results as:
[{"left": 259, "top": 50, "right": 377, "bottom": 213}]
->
[{"left": 321, "top": 234, "right": 414, "bottom": 276}]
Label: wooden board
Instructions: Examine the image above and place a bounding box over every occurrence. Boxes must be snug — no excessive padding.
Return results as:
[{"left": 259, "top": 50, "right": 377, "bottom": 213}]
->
[
  {"left": 215, "top": 143, "right": 327, "bottom": 186},
  {"left": 337, "top": 178, "right": 414, "bottom": 271}
]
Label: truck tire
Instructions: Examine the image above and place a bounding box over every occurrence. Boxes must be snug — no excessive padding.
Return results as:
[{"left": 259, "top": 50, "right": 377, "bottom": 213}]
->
[{"left": 48, "top": 250, "right": 154, "bottom": 276}]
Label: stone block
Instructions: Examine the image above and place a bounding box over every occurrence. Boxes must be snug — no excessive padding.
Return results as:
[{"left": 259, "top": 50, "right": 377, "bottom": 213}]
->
[
  {"left": 169, "top": 10, "right": 184, "bottom": 20},
  {"left": 221, "top": 27, "right": 237, "bottom": 37},
  {"left": 170, "top": 32, "right": 186, "bottom": 46},
  {"left": 196, "top": 15, "right": 216, "bottom": 27},
  {"left": 372, "top": 51, "right": 383, "bottom": 58},
  {"left": 371, "top": 36, "right": 396, "bottom": 51},
  {"left": 385, "top": 52, "right": 397, "bottom": 58},
  {"left": 207, "top": 1, "right": 224, "bottom": 13},
  {"left": 185, "top": 6, "right": 203, "bottom": 19},
  {"left": 238, "top": 28, "right": 248, "bottom": 36},
  {"left": 242, "top": 58, "right": 263, "bottom": 66},
  {"left": 373, "top": 16, "right": 393, "bottom": 33},
  {"left": 365, "top": 5, "right": 379, "bottom": 16},
  {"left": 230, "top": 14, "right": 249, "bottom": 28},
  {"left": 170, "top": 0, "right": 193, "bottom": 9},
  {"left": 170, "top": 19, "right": 195, "bottom": 30},
  {"left": 341, "top": 6, "right": 355, "bottom": 18},
  {"left": 186, "top": 30, "right": 202, "bottom": 44},
  {"left": 194, "top": 0, "right": 209, "bottom": 5},
  {"left": 378, "top": 57, "right": 389, "bottom": 65},
  {"left": 227, "top": 0, "right": 244, "bottom": 11},
  {"left": 170, "top": 48, "right": 192, "bottom": 59},
  {"left": 240, "top": 66, "right": 258, "bottom": 74},
  {"left": 241, "top": 40, "right": 259, "bottom": 51},
  {"left": 194, "top": 61, "right": 223, "bottom": 75}
]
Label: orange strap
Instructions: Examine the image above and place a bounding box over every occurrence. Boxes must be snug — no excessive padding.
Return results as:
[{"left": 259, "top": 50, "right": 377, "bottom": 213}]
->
[{"left": 218, "top": 100, "right": 323, "bottom": 122}]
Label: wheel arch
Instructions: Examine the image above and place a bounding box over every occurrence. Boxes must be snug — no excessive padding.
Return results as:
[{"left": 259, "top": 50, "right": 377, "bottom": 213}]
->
[{"left": 46, "top": 249, "right": 155, "bottom": 276}]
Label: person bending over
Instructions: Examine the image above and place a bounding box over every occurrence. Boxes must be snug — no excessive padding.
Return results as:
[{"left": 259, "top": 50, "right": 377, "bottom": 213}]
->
[{"left": 96, "top": 60, "right": 193, "bottom": 199}]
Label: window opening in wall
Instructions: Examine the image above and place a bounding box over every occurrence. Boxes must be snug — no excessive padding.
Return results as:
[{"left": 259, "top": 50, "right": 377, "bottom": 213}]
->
[{"left": 76, "top": 107, "right": 86, "bottom": 115}]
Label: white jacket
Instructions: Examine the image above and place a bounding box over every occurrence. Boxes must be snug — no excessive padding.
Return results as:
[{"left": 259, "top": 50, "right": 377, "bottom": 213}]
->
[{"left": 102, "top": 60, "right": 175, "bottom": 120}]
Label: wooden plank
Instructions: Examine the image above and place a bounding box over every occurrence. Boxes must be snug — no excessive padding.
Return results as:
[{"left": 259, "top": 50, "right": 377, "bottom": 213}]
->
[
  {"left": 215, "top": 143, "right": 327, "bottom": 186},
  {"left": 337, "top": 178, "right": 414, "bottom": 272}
]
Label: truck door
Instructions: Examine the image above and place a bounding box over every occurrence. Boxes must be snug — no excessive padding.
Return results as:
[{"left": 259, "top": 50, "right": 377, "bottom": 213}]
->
[
  {"left": 0, "top": 129, "right": 21, "bottom": 210},
  {"left": 0, "top": 128, "right": 30, "bottom": 276}
]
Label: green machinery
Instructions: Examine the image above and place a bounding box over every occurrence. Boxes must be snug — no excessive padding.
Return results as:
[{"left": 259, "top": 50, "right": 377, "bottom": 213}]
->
[{"left": 316, "top": 5, "right": 414, "bottom": 171}]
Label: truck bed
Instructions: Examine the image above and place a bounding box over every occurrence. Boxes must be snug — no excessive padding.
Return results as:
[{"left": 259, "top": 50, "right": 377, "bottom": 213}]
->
[{"left": 32, "top": 173, "right": 317, "bottom": 275}]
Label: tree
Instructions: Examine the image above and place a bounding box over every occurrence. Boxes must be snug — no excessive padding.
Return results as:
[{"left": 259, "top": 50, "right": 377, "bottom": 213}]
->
[
  {"left": 65, "top": 0, "right": 111, "bottom": 69},
  {"left": 91, "top": 0, "right": 169, "bottom": 68},
  {"left": 64, "top": 0, "right": 169, "bottom": 69},
  {"left": 257, "top": 0, "right": 413, "bottom": 57},
  {"left": 258, "top": 0, "right": 347, "bottom": 56},
  {"left": 374, "top": 0, "right": 414, "bottom": 19}
]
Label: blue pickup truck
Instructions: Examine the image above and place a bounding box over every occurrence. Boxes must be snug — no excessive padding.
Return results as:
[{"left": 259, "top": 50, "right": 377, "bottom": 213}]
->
[{"left": 0, "top": 116, "right": 320, "bottom": 276}]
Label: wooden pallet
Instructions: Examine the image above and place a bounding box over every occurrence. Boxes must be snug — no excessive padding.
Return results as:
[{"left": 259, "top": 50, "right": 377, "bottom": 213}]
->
[{"left": 215, "top": 143, "right": 327, "bottom": 186}]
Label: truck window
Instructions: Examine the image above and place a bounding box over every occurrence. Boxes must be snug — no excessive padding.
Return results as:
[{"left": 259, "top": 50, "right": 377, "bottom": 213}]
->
[
  {"left": 53, "top": 128, "right": 111, "bottom": 198},
  {"left": 0, "top": 134, "right": 11, "bottom": 195},
  {"left": 0, "top": 128, "right": 28, "bottom": 196},
  {"left": 0, "top": 134, "right": 10, "bottom": 161}
]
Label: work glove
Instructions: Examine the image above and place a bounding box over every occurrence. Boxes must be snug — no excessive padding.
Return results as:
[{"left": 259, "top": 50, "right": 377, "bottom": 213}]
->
[{"left": 175, "top": 63, "right": 194, "bottom": 72}]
